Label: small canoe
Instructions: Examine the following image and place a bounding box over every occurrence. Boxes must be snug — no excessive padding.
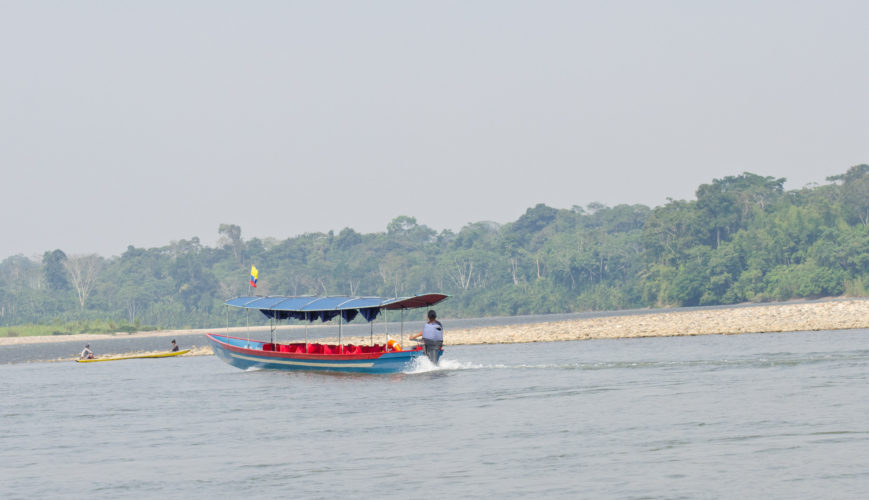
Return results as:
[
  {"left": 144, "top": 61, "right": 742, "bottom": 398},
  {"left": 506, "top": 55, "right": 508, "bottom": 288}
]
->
[{"left": 77, "top": 349, "right": 190, "bottom": 363}]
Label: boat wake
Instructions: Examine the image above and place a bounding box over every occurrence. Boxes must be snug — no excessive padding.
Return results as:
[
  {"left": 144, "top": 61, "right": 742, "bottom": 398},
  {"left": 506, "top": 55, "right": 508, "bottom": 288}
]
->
[{"left": 404, "top": 356, "right": 494, "bottom": 373}]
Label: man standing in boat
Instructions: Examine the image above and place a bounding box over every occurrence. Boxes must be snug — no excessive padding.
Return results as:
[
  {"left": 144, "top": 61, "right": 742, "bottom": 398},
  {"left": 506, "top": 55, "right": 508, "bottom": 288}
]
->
[{"left": 410, "top": 310, "right": 443, "bottom": 365}]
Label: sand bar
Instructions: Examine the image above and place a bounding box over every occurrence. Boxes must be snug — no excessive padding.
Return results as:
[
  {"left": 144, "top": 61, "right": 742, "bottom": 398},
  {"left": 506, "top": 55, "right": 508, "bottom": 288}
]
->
[
  {"left": 437, "top": 298, "right": 869, "bottom": 345},
  {"left": 5, "top": 298, "right": 865, "bottom": 352}
]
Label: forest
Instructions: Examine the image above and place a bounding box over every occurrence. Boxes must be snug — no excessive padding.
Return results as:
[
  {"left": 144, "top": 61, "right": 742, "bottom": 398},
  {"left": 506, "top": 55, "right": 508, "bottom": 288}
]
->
[{"left": 1, "top": 165, "right": 867, "bottom": 334}]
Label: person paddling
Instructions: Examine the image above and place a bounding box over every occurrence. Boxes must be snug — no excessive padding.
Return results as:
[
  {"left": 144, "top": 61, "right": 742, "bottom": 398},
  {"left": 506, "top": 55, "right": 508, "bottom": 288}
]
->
[
  {"left": 410, "top": 309, "right": 443, "bottom": 365},
  {"left": 170, "top": 339, "right": 179, "bottom": 352},
  {"left": 80, "top": 344, "right": 94, "bottom": 360}
]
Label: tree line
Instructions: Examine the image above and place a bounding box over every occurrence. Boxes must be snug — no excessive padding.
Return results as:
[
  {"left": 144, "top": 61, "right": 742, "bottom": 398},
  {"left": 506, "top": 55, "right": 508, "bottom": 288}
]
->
[{"left": 1, "top": 165, "right": 867, "bottom": 332}]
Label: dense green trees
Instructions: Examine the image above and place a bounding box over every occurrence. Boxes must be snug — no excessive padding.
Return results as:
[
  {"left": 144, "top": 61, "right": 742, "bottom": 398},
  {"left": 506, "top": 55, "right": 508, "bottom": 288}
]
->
[{"left": 1, "top": 166, "right": 867, "bottom": 330}]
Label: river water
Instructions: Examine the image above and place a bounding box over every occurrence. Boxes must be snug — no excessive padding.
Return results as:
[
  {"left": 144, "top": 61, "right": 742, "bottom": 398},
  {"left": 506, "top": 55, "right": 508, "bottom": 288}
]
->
[{"left": 2, "top": 328, "right": 868, "bottom": 499}]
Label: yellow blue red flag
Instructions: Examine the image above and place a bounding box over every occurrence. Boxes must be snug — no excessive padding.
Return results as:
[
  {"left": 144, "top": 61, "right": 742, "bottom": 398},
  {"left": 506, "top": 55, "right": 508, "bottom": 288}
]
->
[{"left": 250, "top": 265, "right": 258, "bottom": 288}]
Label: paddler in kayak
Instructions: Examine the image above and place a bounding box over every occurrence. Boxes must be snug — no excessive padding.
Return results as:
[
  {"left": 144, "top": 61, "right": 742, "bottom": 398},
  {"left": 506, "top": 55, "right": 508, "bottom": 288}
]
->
[
  {"left": 80, "top": 344, "right": 94, "bottom": 360},
  {"left": 171, "top": 339, "right": 179, "bottom": 352},
  {"left": 409, "top": 309, "right": 443, "bottom": 365}
]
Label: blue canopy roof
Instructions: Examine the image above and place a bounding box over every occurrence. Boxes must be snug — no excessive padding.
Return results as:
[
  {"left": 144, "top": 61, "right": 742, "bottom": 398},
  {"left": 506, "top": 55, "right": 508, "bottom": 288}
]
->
[{"left": 224, "top": 293, "right": 449, "bottom": 322}]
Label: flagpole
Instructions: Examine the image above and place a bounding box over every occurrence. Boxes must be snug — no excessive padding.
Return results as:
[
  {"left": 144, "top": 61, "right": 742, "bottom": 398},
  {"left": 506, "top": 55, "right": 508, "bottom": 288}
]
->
[{"left": 247, "top": 267, "right": 252, "bottom": 347}]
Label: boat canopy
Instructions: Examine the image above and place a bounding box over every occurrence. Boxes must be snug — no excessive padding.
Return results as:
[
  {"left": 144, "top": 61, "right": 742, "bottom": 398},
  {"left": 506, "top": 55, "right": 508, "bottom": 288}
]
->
[{"left": 224, "top": 293, "right": 449, "bottom": 323}]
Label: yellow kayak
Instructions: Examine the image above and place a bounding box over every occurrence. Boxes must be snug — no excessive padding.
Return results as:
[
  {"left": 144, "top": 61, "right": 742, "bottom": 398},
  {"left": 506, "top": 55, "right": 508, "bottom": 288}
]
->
[{"left": 77, "top": 349, "right": 190, "bottom": 363}]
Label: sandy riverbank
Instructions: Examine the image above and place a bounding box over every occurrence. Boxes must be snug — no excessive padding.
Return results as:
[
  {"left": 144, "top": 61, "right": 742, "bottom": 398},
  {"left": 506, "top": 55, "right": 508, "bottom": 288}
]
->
[
  {"left": 336, "top": 298, "right": 869, "bottom": 347},
  {"left": 3, "top": 299, "right": 867, "bottom": 352},
  {"left": 440, "top": 298, "right": 869, "bottom": 345}
]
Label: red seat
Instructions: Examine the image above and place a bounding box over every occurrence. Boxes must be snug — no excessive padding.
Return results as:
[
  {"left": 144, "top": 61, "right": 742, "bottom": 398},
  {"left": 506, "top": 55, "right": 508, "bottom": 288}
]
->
[
  {"left": 278, "top": 344, "right": 292, "bottom": 352},
  {"left": 262, "top": 343, "right": 275, "bottom": 351},
  {"left": 322, "top": 345, "right": 335, "bottom": 355}
]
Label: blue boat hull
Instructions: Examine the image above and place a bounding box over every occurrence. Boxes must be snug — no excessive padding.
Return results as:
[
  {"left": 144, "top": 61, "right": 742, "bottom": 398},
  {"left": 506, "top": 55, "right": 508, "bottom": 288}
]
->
[{"left": 206, "top": 333, "right": 428, "bottom": 374}]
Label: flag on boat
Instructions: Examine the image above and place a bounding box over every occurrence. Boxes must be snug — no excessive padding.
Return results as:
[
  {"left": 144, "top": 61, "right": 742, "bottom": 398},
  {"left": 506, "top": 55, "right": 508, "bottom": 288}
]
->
[{"left": 250, "top": 265, "right": 258, "bottom": 288}]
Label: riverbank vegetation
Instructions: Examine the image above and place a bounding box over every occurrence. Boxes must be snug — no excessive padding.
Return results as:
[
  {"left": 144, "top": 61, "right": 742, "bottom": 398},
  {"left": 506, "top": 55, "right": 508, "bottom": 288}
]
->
[{"left": 1, "top": 165, "right": 867, "bottom": 332}]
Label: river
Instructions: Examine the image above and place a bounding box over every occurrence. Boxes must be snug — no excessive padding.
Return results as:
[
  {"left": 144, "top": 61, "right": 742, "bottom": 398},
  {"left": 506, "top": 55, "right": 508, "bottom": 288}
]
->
[{"left": 2, "top": 328, "right": 868, "bottom": 499}]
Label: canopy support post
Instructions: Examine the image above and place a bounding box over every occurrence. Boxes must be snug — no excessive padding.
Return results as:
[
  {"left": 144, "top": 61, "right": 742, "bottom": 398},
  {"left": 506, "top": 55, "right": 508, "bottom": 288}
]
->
[
  {"left": 338, "top": 313, "right": 343, "bottom": 347},
  {"left": 400, "top": 309, "right": 404, "bottom": 351},
  {"left": 305, "top": 312, "right": 309, "bottom": 353}
]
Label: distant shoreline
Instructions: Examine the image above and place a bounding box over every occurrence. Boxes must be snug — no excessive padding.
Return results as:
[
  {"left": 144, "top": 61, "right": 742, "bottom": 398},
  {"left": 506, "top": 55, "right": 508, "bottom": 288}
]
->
[{"left": 3, "top": 297, "right": 867, "bottom": 350}]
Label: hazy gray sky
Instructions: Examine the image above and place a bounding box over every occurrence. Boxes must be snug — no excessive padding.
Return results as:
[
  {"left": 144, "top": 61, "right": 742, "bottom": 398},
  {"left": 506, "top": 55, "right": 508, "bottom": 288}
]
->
[{"left": 2, "top": 1, "right": 867, "bottom": 260}]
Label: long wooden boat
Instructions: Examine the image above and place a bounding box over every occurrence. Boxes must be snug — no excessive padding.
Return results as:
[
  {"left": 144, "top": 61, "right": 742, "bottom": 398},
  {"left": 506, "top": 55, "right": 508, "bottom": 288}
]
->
[
  {"left": 77, "top": 349, "right": 190, "bottom": 363},
  {"left": 207, "top": 293, "right": 448, "bottom": 374}
]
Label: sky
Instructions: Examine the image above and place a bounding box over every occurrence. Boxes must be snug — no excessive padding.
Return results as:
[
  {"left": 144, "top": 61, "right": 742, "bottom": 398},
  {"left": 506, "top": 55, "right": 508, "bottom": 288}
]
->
[{"left": 2, "top": 1, "right": 868, "bottom": 261}]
